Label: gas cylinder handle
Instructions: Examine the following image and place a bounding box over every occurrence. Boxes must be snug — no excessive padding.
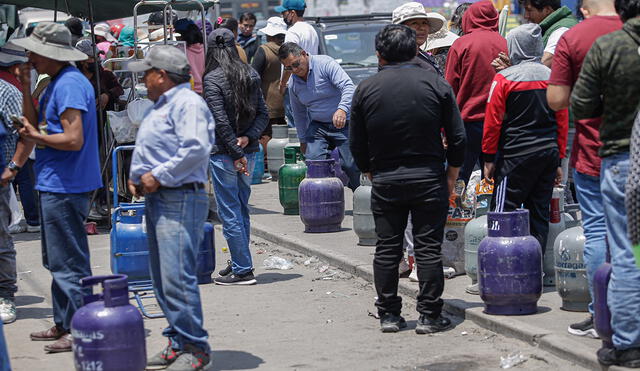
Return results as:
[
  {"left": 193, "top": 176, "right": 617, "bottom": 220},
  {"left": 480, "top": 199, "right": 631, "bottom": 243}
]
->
[
  {"left": 80, "top": 274, "right": 127, "bottom": 288},
  {"left": 80, "top": 274, "right": 130, "bottom": 308}
]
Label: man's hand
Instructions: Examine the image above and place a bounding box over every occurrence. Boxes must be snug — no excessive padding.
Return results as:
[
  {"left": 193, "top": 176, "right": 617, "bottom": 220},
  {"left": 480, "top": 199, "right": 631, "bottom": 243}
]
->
[
  {"left": 491, "top": 52, "right": 511, "bottom": 72},
  {"left": 99, "top": 93, "right": 109, "bottom": 110},
  {"left": 18, "top": 117, "right": 40, "bottom": 142},
  {"left": 234, "top": 157, "right": 250, "bottom": 176},
  {"left": 140, "top": 172, "right": 160, "bottom": 194},
  {"left": 332, "top": 109, "right": 347, "bottom": 129},
  {"left": 555, "top": 166, "right": 563, "bottom": 186},
  {"left": 128, "top": 179, "right": 142, "bottom": 197},
  {"left": 237, "top": 136, "right": 249, "bottom": 148},
  {"left": 484, "top": 162, "right": 496, "bottom": 181},
  {"left": 279, "top": 80, "right": 287, "bottom": 95},
  {"left": 0, "top": 168, "right": 17, "bottom": 187},
  {"left": 446, "top": 166, "right": 460, "bottom": 196},
  {"left": 17, "top": 63, "right": 32, "bottom": 88}
]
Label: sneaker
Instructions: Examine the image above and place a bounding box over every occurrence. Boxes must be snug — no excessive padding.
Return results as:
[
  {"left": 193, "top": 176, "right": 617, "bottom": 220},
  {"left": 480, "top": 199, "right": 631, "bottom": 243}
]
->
[
  {"left": 8, "top": 224, "right": 25, "bottom": 234},
  {"left": 597, "top": 346, "right": 640, "bottom": 368},
  {"left": 416, "top": 314, "right": 453, "bottom": 334},
  {"left": 26, "top": 225, "right": 41, "bottom": 233},
  {"left": 568, "top": 316, "right": 599, "bottom": 339},
  {"left": 218, "top": 260, "right": 232, "bottom": 277},
  {"left": 0, "top": 298, "right": 16, "bottom": 324},
  {"left": 147, "top": 340, "right": 180, "bottom": 370},
  {"left": 465, "top": 283, "right": 480, "bottom": 295},
  {"left": 379, "top": 313, "right": 407, "bottom": 333},
  {"left": 214, "top": 271, "right": 256, "bottom": 286},
  {"left": 408, "top": 269, "right": 418, "bottom": 282},
  {"left": 167, "top": 344, "right": 211, "bottom": 371}
]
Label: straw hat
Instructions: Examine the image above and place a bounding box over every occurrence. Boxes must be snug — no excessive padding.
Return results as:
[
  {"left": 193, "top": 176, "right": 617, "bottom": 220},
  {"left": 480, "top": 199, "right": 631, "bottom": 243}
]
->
[
  {"left": 10, "top": 22, "right": 87, "bottom": 62},
  {"left": 425, "top": 12, "right": 459, "bottom": 51}
]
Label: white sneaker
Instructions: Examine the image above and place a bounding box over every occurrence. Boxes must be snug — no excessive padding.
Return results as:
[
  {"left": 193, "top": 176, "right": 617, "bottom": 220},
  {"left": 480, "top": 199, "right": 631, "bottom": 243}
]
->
[
  {"left": 8, "top": 224, "right": 25, "bottom": 234},
  {"left": 26, "top": 225, "right": 41, "bottom": 233},
  {"left": 409, "top": 268, "right": 418, "bottom": 282},
  {"left": 0, "top": 298, "right": 16, "bottom": 324}
]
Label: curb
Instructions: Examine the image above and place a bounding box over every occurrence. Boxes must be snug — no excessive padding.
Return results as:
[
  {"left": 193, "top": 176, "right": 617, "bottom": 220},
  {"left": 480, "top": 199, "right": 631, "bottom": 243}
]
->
[{"left": 251, "top": 220, "right": 622, "bottom": 371}]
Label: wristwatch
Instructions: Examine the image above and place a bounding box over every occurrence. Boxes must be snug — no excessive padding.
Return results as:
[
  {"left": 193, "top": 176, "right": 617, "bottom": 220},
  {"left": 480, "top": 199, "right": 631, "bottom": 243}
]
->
[{"left": 7, "top": 161, "right": 21, "bottom": 172}]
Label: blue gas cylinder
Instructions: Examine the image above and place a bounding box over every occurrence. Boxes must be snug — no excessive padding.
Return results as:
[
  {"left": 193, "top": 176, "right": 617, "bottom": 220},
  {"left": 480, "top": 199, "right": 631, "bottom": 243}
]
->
[
  {"left": 196, "top": 222, "right": 215, "bottom": 284},
  {"left": 110, "top": 204, "right": 150, "bottom": 281},
  {"left": 71, "top": 275, "right": 145, "bottom": 371},
  {"left": 252, "top": 144, "right": 265, "bottom": 185}
]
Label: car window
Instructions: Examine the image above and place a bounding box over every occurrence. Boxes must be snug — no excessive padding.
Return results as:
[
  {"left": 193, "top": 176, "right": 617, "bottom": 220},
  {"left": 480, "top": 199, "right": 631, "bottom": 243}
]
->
[{"left": 322, "top": 25, "right": 383, "bottom": 67}]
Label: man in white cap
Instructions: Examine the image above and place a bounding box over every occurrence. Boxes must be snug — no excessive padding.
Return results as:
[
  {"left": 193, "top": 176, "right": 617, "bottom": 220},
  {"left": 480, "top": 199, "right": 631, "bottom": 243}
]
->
[
  {"left": 127, "top": 45, "right": 215, "bottom": 371},
  {"left": 252, "top": 17, "right": 288, "bottom": 161},
  {"left": 392, "top": 2, "right": 444, "bottom": 75},
  {"left": 10, "top": 22, "right": 102, "bottom": 353}
]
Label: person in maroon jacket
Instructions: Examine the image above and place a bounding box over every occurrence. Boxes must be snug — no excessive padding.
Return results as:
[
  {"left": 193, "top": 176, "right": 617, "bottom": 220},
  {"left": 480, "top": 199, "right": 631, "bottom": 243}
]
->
[
  {"left": 445, "top": 0, "right": 507, "bottom": 186},
  {"left": 483, "top": 23, "right": 568, "bottom": 252}
]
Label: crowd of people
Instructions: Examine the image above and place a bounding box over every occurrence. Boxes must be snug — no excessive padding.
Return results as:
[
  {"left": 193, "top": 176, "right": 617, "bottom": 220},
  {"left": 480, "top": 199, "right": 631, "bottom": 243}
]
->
[{"left": 0, "top": 0, "right": 638, "bottom": 369}]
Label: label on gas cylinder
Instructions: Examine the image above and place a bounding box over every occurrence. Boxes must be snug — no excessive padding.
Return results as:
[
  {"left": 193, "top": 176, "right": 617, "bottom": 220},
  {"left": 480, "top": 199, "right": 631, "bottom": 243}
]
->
[
  {"left": 73, "top": 330, "right": 105, "bottom": 343},
  {"left": 550, "top": 198, "right": 561, "bottom": 223}
]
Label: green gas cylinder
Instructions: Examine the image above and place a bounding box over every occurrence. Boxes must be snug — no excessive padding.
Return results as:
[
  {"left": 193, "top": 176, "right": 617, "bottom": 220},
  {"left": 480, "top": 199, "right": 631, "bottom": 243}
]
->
[{"left": 278, "top": 146, "right": 307, "bottom": 215}]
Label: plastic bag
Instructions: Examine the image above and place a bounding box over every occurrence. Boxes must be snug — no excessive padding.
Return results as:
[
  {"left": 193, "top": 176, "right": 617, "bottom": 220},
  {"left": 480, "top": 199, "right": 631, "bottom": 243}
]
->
[
  {"left": 263, "top": 256, "right": 293, "bottom": 270},
  {"left": 127, "top": 98, "right": 153, "bottom": 127},
  {"left": 462, "top": 170, "right": 482, "bottom": 209},
  {"left": 8, "top": 186, "right": 23, "bottom": 229},
  {"left": 107, "top": 110, "right": 138, "bottom": 143}
]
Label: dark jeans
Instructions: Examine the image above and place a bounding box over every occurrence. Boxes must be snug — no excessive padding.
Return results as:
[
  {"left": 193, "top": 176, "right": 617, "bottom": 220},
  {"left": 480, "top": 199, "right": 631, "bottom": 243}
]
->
[
  {"left": 458, "top": 121, "right": 484, "bottom": 186},
  {"left": 13, "top": 159, "right": 39, "bottom": 226},
  {"left": 371, "top": 176, "right": 448, "bottom": 317},
  {"left": 490, "top": 149, "right": 559, "bottom": 252},
  {"left": 40, "top": 192, "right": 92, "bottom": 331},
  {"left": 0, "top": 186, "right": 15, "bottom": 300}
]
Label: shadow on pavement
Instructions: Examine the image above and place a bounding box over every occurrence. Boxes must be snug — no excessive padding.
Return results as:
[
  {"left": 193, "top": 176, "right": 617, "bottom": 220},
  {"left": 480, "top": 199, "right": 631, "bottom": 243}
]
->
[
  {"left": 256, "top": 273, "right": 302, "bottom": 285},
  {"left": 12, "top": 232, "right": 42, "bottom": 243},
  {"left": 211, "top": 350, "right": 264, "bottom": 370},
  {"left": 249, "top": 206, "right": 280, "bottom": 215},
  {"left": 16, "top": 307, "right": 53, "bottom": 320},
  {"left": 15, "top": 295, "right": 45, "bottom": 306}
]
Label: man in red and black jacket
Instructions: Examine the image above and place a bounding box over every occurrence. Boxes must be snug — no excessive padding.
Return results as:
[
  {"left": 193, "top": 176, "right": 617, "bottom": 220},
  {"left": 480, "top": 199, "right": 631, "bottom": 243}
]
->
[{"left": 483, "top": 23, "right": 568, "bottom": 251}]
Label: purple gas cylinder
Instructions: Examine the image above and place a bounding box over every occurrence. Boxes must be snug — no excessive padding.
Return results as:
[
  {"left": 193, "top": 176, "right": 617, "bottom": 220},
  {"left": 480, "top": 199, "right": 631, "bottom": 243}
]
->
[
  {"left": 593, "top": 245, "right": 613, "bottom": 347},
  {"left": 298, "top": 159, "right": 345, "bottom": 233},
  {"left": 478, "top": 209, "right": 543, "bottom": 315},
  {"left": 71, "top": 275, "right": 145, "bottom": 371},
  {"left": 331, "top": 148, "right": 349, "bottom": 187}
]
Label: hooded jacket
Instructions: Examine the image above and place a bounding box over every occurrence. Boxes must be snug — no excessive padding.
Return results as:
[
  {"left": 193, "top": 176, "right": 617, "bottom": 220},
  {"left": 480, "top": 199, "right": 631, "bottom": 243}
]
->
[
  {"left": 539, "top": 6, "right": 577, "bottom": 47},
  {"left": 483, "top": 24, "right": 568, "bottom": 162},
  {"left": 445, "top": 0, "right": 507, "bottom": 123}
]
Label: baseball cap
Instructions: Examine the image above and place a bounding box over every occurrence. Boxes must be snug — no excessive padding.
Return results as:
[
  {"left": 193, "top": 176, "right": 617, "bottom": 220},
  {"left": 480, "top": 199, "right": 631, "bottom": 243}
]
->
[
  {"left": 275, "top": 0, "right": 306, "bottom": 13},
  {"left": 128, "top": 45, "right": 190, "bottom": 76}
]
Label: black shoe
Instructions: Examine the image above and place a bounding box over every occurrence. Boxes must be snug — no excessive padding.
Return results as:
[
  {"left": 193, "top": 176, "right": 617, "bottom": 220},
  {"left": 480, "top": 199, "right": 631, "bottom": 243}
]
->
[
  {"left": 597, "top": 346, "right": 640, "bottom": 368},
  {"left": 379, "top": 313, "right": 407, "bottom": 333},
  {"left": 218, "top": 260, "right": 232, "bottom": 277},
  {"left": 416, "top": 314, "right": 453, "bottom": 334},
  {"left": 214, "top": 271, "right": 256, "bottom": 286},
  {"left": 568, "top": 316, "right": 599, "bottom": 339}
]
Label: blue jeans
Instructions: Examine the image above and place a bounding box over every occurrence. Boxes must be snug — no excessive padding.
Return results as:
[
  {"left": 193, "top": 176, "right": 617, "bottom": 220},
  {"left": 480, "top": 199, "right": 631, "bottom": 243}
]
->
[
  {"left": 210, "top": 153, "right": 256, "bottom": 275},
  {"left": 40, "top": 192, "right": 92, "bottom": 331},
  {"left": 601, "top": 153, "right": 640, "bottom": 349},
  {"left": 0, "top": 321, "right": 10, "bottom": 371},
  {"left": 573, "top": 170, "right": 607, "bottom": 315},
  {"left": 13, "top": 159, "right": 39, "bottom": 226},
  {"left": 0, "top": 186, "right": 15, "bottom": 300},
  {"left": 145, "top": 188, "right": 209, "bottom": 352},
  {"left": 304, "top": 120, "right": 361, "bottom": 191}
]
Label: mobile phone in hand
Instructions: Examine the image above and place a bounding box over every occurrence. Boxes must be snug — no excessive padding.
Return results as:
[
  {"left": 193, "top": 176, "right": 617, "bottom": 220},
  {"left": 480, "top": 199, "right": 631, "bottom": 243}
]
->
[{"left": 9, "top": 115, "right": 23, "bottom": 130}]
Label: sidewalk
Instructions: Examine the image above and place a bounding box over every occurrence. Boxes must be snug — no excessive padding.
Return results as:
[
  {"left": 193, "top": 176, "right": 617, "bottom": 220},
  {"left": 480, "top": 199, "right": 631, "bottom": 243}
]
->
[{"left": 248, "top": 180, "right": 620, "bottom": 371}]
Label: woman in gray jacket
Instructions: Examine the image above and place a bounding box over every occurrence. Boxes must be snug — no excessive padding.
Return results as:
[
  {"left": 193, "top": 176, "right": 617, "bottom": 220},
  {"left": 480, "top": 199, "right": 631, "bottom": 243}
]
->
[{"left": 203, "top": 28, "right": 268, "bottom": 285}]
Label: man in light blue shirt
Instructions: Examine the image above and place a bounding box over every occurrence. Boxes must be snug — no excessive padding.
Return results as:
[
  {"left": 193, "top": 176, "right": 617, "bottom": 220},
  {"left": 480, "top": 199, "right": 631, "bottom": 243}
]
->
[
  {"left": 128, "top": 45, "right": 215, "bottom": 371},
  {"left": 279, "top": 42, "right": 360, "bottom": 190}
]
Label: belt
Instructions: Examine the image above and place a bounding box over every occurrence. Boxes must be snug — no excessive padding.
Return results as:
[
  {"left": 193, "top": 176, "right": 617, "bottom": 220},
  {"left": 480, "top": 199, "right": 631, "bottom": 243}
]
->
[{"left": 159, "top": 182, "right": 205, "bottom": 191}]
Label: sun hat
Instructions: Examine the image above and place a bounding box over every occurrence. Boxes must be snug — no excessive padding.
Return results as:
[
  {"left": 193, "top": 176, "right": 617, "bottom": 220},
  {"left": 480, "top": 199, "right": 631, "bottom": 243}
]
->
[
  {"left": 75, "top": 39, "right": 103, "bottom": 57},
  {"left": 93, "top": 23, "right": 116, "bottom": 43},
  {"left": 425, "top": 12, "right": 459, "bottom": 50},
  {"left": 259, "top": 17, "right": 287, "bottom": 36},
  {"left": 208, "top": 28, "right": 235, "bottom": 49},
  {"left": 10, "top": 22, "right": 87, "bottom": 62},
  {"left": 128, "top": 45, "right": 190, "bottom": 76},
  {"left": 275, "top": 0, "right": 306, "bottom": 13},
  {"left": 392, "top": 2, "right": 445, "bottom": 34},
  {"left": 0, "top": 43, "right": 27, "bottom": 67}
]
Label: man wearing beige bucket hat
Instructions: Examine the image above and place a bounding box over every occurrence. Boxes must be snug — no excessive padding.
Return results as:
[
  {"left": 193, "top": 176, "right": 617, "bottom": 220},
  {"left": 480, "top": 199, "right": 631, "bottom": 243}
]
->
[
  {"left": 10, "top": 22, "right": 102, "bottom": 354},
  {"left": 392, "top": 2, "right": 444, "bottom": 75}
]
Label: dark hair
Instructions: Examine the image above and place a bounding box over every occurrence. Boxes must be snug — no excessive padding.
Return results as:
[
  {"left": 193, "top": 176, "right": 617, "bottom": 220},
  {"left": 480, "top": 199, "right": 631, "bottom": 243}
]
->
[
  {"left": 293, "top": 9, "right": 305, "bottom": 17},
  {"left": 166, "top": 71, "right": 191, "bottom": 85},
  {"left": 519, "top": 0, "right": 562, "bottom": 11},
  {"left": 278, "top": 42, "right": 304, "bottom": 60},
  {"left": 450, "top": 2, "right": 472, "bottom": 32},
  {"left": 375, "top": 25, "right": 416, "bottom": 63},
  {"left": 220, "top": 17, "right": 239, "bottom": 33},
  {"left": 204, "top": 41, "right": 257, "bottom": 124},
  {"left": 616, "top": 0, "right": 640, "bottom": 21},
  {"left": 180, "top": 23, "right": 204, "bottom": 45},
  {"left": 239, "top": 12, "right": 257, "bottom": 23}
]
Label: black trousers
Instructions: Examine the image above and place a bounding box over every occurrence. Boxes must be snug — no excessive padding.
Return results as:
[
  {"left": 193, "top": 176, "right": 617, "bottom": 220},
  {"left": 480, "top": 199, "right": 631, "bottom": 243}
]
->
[
  {"left": 371, "top": 176, "right": 448, "bottom": 317},
  {"left": 458, "top": 121, "right": 484, "bottom": 186},
  {"left": 490, "top": 148, "right": 559, "bottom": 253}
]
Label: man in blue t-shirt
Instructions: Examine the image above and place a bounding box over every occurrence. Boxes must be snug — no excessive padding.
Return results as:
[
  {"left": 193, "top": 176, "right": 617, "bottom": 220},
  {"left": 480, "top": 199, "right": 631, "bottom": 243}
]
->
[{"left": 11, "top": 22, "right": 102, "bottom": 354}]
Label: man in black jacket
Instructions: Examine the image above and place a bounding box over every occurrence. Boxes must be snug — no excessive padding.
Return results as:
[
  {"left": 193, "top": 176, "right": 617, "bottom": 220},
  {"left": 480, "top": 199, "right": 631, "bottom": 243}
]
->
[{"left": 350, "top": 24, "right": 466, "bottom": 335}]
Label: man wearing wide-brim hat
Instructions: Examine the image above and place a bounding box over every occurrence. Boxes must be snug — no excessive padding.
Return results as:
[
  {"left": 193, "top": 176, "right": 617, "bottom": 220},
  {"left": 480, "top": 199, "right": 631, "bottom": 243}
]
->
[
  {"left": 392, "top": 2, "right": 444, "bottom": 75},
  {"left": 10, "top": 21, "right": 103, "bottom": 354}
]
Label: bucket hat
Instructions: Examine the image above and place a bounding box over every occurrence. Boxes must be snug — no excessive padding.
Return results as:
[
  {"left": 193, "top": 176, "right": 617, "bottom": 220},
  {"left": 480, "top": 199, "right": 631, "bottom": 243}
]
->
[
  {"left": 128, "top": 45, "right": 190, "bottom": 76},
  {"left": 392, "top": 2, "right": 445, "bottom": 34},
  {"left": 93, "top": 23, "right": 116, "bottom": 43},
  {"left": 275, "top": 0, "right": 306, "bottom": 13},
  {"left": 0, "top": 43, "right": 27, "bottom": 67},
  {"left": 76, "top": 39, "right": 103, "bottom": 57},
  {"left": 425, "top": 12, "right": 459, "bottom": 50},
  {"left": 259, "top": 17, "right": 287, "bottom": 36},
  {"left": 10, "top": 22, "right": 87, "bottom": 62}
]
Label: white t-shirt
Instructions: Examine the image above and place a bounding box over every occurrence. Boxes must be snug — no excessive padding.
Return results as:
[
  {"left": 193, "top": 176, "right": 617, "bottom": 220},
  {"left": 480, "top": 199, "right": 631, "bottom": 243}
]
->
[
  {"left": 544, "top": 27, "right": 569, "bottom": 55},
  {"left": 285, "top": 21, "right": 319, "bottom": 55}
]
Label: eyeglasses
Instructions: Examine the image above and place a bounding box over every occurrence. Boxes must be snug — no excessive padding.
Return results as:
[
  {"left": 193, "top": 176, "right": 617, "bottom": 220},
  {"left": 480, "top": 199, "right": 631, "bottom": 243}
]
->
[{"left": 283, "top": 60, "right": 301, "bottom": 71}]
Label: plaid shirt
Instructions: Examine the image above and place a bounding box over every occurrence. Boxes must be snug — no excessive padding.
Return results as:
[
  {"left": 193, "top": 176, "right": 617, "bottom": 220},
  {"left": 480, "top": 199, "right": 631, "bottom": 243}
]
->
[{"left": 0, "top": 79, "right": 20, "bottom": 166}]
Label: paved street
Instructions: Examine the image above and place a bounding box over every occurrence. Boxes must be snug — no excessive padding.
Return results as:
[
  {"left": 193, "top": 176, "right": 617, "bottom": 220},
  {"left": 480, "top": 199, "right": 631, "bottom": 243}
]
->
[{"left": 5, "top": 223, "right": 586, "bottom": 371}]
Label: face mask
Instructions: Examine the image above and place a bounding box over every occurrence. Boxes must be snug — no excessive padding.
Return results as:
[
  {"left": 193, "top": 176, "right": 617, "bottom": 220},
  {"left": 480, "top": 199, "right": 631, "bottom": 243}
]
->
[{"left": 283, "top": 12, "right": 293, "bottom": 27}]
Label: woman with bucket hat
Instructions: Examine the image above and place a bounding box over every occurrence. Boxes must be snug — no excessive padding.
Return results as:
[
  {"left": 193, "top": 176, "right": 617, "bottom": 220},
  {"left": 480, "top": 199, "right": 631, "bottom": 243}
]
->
[{"left": 10, "top": 22, "right": 102, "bottom": 353}]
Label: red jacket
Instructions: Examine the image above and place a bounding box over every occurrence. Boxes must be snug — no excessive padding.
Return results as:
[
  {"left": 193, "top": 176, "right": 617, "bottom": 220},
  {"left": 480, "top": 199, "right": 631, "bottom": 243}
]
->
[{"left": 445, "top": 0, "right": 507, "bottom": 123}]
